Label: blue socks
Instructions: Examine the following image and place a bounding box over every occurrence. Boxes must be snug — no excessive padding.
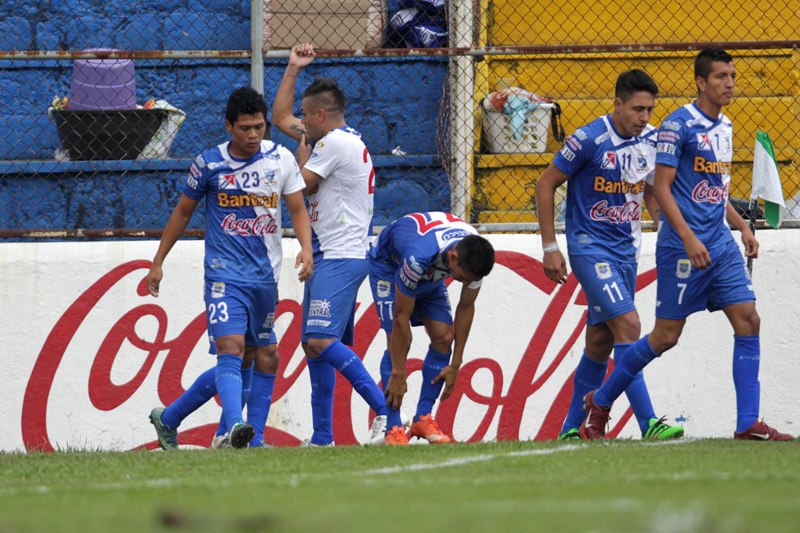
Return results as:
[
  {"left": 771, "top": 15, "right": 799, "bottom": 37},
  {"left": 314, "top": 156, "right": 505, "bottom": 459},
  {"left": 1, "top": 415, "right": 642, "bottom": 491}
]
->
[
  {"left": 379, "top": 350, "right": 392, "bottom": 391},
  {"left": 379, "top": 350, "right": 405, "bottom": 429},
  {"left": 215, "top": 353, "right": 244, "bottom": 433},
  {"left": 307, "top": 356, "right": 336, "bottom": 445},
  {"left": 320, "top": 341, "right": 387, "bottom": 417},
  {"left": 616, "top": 344, "right": 656, "bottom": 435},
  {"left": 595, "top": 336, "right": 659, "bottom": 408},
  {"left": 416, "top": 346, "right": 451, "bottom": 421},
  {"left": 247, "top": 371, "right": 276, "bottom": 446},
  {"left": 733, "top": 335, "right": 760, "bottom": 433},
  {"left": 161, "top": 366, "right": 217, "bottom": 430},
  {"left": 217, "top": 363, "right": 253, "bottom": 437},
  {"left": 561, "top": 351, "right": 607, "bottom": 434}
]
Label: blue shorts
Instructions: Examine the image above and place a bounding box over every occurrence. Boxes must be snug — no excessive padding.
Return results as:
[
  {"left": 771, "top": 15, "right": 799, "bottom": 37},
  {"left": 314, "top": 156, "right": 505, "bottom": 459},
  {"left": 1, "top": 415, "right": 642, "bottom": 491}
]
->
[
  {"left": 655, "top": 239, "right": 755, "bottom": 320},
  {"left": 204, "top": 279, "right": 277, "bottom": 348},
  {"left": 569, "top": 254, "right": 637, "bottom": 326},
  {"left": 302, "top": 258, "right": 368, "bottom": 344},
  {"left": 369, "top": 259, "right": 453, "bottom": 332}
]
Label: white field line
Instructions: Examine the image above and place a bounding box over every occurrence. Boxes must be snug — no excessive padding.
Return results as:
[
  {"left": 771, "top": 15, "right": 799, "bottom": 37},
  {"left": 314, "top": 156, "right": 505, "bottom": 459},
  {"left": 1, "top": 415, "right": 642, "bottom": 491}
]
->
[{"left": 362, "top": 443, "right": 584, "bottom": 475}]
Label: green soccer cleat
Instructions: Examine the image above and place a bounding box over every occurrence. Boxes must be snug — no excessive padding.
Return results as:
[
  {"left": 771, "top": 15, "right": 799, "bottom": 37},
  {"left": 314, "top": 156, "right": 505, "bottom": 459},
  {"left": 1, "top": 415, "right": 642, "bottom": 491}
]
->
[
  {"left": 149, "top": 407, "right": 178, "bottom": 450},
  {"left": 558, "top": 428, "right": 583, "bottom": 441},
  {"left": 643, "top": 417, "right": 685, "bottom": 440}
]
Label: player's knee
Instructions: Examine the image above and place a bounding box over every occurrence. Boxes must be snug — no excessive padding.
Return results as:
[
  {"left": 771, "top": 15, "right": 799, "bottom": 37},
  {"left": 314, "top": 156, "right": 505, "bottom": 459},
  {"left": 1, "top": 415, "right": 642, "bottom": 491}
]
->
[
  {"left": 305, "top": 337, "right": 333, "bottom": 358},
  {"left": 429, "top": 329, "right": 453, "bottom": 353},
  {"left": 737, "top": 310, "right": 760, "bottom": 336},
  {"left": 255, "top": 345, "right": 279, "bottom": 373}
]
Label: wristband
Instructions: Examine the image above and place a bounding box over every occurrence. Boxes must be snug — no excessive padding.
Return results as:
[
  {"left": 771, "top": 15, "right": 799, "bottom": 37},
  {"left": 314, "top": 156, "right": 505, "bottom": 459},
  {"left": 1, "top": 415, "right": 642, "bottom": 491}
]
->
[{"left": 542, "top": 241, "right": 560, "bottom": 254}]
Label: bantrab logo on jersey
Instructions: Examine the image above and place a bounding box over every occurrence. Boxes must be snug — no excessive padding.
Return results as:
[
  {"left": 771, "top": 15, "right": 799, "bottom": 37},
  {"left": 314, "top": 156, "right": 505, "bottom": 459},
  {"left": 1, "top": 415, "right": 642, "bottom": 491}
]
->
[{"left": 601, "top": 152, "right": 616, "bottom": 169}]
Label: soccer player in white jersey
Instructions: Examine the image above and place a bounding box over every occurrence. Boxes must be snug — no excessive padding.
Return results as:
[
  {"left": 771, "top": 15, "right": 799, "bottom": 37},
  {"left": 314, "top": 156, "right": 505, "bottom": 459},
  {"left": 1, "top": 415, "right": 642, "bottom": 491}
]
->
[
  {"left": 582, "top": 48, "right": 793, "bottom": 441},
  {"left": 536, "top": 70, "right": 684, "bottom": 441},
  {"left": 368, "top": 212, "right": 495, "bottom": 444},
  {"left": 272, "top": 43, "right": 392, "bottom": 446},
  {"left": 146, "top": 87, "right": 313, "bottom": 449}
]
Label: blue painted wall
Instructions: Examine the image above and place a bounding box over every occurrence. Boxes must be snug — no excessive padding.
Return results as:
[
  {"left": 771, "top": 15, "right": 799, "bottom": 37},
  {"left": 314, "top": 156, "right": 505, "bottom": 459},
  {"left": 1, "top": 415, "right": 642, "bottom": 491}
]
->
[{"left": 0, "top": 0, "right": 449, "bottom": 233}]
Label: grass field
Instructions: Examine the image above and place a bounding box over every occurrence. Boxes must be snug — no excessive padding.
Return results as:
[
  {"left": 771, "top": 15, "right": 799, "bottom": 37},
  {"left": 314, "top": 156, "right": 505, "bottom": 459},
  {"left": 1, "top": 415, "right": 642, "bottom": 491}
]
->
[{"left": 1, "top": 439, "right": 798, "bottom": 533}]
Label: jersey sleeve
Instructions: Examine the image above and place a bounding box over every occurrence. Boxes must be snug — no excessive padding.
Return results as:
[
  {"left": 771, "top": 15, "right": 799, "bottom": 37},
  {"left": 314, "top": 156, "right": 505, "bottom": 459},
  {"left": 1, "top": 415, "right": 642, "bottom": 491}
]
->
[
  {"left": 655, "top": 117, "right": 685, "bottom": 168},
  {"left": 552, "top": 127, "right": 593, "bottom": 176},
  {"left": 394, "top": 252, "right": 430, "bottom": 298},
  {"left": 182, "top": 155, "right": 208, "bottom": 200},
  {"left": 277, "top": 146, "right": 306, "bottom": 196},
  {"left": 303, "top": 134, "right": 345, "bottom": 180}
]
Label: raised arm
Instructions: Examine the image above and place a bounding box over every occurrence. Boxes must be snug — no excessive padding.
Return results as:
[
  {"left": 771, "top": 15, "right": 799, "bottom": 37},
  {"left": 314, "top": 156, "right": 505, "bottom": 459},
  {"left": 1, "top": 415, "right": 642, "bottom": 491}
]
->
[{"left": 272, "top": 43, "right": 315, "bottom": 141}]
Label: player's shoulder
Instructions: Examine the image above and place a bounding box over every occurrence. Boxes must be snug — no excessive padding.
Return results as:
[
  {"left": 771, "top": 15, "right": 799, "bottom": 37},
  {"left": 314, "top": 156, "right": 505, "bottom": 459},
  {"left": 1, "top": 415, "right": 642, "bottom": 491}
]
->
[{"left": 263, "top": 140, "right": 294, "bottom": 161}]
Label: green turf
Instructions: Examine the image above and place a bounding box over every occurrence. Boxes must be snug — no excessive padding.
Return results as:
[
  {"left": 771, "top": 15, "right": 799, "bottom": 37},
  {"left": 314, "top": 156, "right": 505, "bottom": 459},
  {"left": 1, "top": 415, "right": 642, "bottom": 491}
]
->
[{"left": 1, "top": 439, "right": 798, "bottom": 532}]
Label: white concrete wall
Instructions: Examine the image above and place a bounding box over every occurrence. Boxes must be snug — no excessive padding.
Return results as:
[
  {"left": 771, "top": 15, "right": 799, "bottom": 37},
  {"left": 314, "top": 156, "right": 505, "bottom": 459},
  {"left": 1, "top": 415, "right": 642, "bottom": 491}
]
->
[{"left": 1, "top": 232, "right": 797, "bottom": 451}]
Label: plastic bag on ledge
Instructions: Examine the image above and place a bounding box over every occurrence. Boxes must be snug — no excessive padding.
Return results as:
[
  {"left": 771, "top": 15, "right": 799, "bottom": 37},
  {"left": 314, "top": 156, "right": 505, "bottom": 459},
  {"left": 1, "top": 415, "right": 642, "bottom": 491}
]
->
[{"left": 137, "top": 99, "right": 186, "bottom": 159}]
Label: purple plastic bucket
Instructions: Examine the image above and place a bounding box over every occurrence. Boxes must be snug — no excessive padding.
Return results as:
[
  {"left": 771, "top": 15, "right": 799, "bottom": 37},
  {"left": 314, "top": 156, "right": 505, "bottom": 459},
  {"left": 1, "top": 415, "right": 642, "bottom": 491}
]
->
[{"left": 70, "top": 49, "right": 136, "bottom": 110}]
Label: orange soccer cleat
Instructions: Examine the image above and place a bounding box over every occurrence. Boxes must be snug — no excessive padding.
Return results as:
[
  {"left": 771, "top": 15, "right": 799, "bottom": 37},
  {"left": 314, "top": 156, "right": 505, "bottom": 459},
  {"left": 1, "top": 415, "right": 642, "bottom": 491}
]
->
[
  {"left": 410, "top": 414, "right": 453, "bottom": 444},
  {"left": 384, "top": 425, "right": 410, "bottom": 445}
]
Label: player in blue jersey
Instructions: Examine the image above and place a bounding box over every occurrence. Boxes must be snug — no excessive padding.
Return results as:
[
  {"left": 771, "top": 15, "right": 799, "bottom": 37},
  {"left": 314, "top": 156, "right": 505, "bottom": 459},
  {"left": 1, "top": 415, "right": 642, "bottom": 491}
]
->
[
  {"left": 273, "top": 43, "right": 393, "bottom": 446},
  {"left": 368, "top": 212, "right": 495, "bottom": 444},
  {"left": 536, "top": 70, "right": 684, "bottom": 441},
  {"left": 146, "top": 86, "right": 313, "bottom": 449},
  {"left": 582, "top": 48, "right": 793, "bottom": 441}
]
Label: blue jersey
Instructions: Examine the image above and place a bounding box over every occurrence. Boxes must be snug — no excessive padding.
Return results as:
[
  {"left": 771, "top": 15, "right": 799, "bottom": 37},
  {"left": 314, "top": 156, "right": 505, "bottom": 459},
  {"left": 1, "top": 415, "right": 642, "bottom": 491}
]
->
[
  {"left": 183, "top": 140, "right": 306, "bottom": 284},
  {"left": 655, "top": 103, "right": 734, "bottom": 249},
  {"left": 369, "top": 212, "right": 482, "bottom": 297},
  {"left": 553, "top": 115, "right": 656, "bottom": 262}
]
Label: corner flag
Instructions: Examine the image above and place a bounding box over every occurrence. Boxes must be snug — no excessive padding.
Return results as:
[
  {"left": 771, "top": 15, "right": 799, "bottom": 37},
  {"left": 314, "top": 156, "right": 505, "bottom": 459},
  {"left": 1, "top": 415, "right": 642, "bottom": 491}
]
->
[{"left": 751, "top": 130, "right": 785, "bottom": 229}]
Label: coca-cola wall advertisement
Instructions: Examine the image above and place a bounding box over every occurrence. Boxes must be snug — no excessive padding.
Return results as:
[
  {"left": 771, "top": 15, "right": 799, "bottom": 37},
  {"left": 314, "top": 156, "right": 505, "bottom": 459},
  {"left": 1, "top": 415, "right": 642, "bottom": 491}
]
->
[{"left": 1, "top": 233, "right": 796, "bottom": 452}]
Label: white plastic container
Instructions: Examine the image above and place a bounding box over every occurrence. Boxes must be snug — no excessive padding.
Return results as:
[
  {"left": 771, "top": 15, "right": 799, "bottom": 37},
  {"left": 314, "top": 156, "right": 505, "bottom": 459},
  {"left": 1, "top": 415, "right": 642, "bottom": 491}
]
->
[{"left": 482, "top": 102, "right": 555, "bottom": 153}]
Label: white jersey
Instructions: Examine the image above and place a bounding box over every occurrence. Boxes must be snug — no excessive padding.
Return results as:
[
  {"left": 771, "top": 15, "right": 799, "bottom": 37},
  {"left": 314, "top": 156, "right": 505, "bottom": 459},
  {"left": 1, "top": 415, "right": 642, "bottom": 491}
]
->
[{"left": 303, "top": 126, "right": 375, "bottom": 260}]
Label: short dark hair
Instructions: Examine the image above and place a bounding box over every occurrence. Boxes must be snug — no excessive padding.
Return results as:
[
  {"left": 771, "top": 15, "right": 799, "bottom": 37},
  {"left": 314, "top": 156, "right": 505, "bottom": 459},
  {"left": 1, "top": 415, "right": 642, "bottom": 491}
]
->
[
  {"left": 303, "top": 77, "right": 346, "bottom": 114},
  {"left": 695, "top": 47, "right": 733, "bottom": 80},
  {"left": 456, "top": 235, "right": 495, "bottom": 279},
  {"left": 225, "top": 87, "right": 268, "bottom": 124},
  {"left": 615, "top": 69, "right": 658, "bottom": 101}
]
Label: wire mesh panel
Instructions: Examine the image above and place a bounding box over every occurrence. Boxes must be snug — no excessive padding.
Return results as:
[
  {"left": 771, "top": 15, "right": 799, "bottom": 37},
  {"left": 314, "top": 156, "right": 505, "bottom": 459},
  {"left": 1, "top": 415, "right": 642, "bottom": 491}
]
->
[{"left": 1, "top": 0, "right": 798, "bottom": 239}]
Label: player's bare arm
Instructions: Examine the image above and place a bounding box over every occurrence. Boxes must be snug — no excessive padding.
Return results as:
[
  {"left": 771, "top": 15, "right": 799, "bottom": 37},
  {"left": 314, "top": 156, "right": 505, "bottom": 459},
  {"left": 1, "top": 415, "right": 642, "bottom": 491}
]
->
[
  {"left": 386, "top": 288, "right": 415, "bottom": 409},
  {"left": 535, "top": 163, "right": 569, "bottom": 284},
  {"left": 653, "top": 163, "right": 712, "bottom": 269},
  {"left": 725, "top": 201, "right": 759, "bottom": 258},
  {"left": 272, "top": 44, "right": 316, "bottom": 141},
  {"left": 146, "top": 193, "right": 198, "bottom": 297},
  {"left": 283, "top": 190, "right": 314, "bottom": 281},
  {"left": 295, "top": 134, "right": 322, "bottom": 190},
  {"left": 643, "top": 183, "right": 660, "bottom": 230},
  {"left": 435, "top": 285, "right": 480, "bottom": 401}
]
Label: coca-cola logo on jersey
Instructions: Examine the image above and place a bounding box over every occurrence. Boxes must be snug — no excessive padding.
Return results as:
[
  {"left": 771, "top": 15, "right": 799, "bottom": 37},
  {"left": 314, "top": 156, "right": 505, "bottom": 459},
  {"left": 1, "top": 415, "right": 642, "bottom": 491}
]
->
[
  {"left": 692, "top": 180, "right": 729, "bottom": 204},
  {"left": 22, "top": 253, "right": 651, "bottom": 452},
  {"left": 220, "top": 213, "right": 278, "bottom": 236},
  {"left": 589, "top": 200, "right": 641, "bottom": 223}
]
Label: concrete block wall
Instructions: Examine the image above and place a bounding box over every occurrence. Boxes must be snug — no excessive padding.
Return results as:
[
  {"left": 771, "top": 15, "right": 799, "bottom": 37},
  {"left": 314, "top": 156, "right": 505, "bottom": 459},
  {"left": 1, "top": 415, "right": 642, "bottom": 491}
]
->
[{"left": 0, "top": 0, "right": 449, "bottom": 232}]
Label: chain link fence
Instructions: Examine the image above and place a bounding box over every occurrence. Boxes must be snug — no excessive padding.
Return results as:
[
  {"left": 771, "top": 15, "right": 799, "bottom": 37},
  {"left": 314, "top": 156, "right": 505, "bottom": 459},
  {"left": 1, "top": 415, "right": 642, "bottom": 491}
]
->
[{"left": 2, "top": 0, "right": 798, "bottom": 239}]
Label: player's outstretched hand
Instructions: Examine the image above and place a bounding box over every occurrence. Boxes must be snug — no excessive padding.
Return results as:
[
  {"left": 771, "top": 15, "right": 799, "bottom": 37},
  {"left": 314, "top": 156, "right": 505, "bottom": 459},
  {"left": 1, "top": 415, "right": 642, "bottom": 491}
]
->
[
  {"left": 289, "top": 43, "right": 316, "bottom": 68},
  {"left": 385, "top": 373, "right": 408, "bottom": 410},
  {"left": 146, "top": 265, "right": 163, "bottom": 297},
  {"left": 543, "top": 249, "right": 568, "bottom": 284},
  {"left": 683, "top": 234, "right": 712, "bottom": 269},
  {"left": 432, "top": 364, "right": 459, "bottom": 401},
  {"left": 295, "top": 247, "right": 313, "bottom": 282},
  {"left": 741, "top": 229, "right": 759, "bottom": 258}
]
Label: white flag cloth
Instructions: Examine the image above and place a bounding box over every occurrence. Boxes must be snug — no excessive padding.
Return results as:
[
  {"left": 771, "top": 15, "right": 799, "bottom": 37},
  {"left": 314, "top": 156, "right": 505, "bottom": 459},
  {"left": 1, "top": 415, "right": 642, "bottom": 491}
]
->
[{"left": 751, "top": 130, "right": 785, "bottom": 229}]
